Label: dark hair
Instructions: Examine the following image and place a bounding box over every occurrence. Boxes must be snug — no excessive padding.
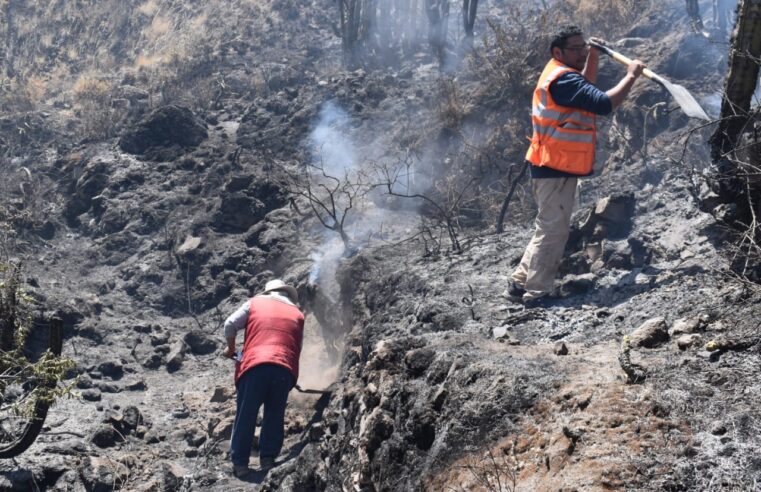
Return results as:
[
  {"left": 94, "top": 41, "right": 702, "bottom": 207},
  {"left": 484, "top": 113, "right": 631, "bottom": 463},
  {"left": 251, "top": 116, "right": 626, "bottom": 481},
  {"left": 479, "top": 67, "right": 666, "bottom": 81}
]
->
[{"left": 550, "top": 25, "right": 583, "bottom": 54}]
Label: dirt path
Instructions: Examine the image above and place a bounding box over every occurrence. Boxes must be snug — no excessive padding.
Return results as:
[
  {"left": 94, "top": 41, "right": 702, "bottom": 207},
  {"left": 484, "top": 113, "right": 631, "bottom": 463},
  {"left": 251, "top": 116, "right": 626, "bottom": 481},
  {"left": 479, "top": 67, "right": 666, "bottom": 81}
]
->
[{"left": 429, "top": 341, "right": 688, "bottom": 491}]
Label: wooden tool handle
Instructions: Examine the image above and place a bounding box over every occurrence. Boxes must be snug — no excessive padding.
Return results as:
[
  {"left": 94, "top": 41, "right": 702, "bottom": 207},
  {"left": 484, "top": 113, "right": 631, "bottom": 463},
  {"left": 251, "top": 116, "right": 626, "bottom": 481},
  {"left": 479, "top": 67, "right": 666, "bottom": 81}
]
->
[{"left": 589, "top": 40, "right": 658, "bottom": 81}]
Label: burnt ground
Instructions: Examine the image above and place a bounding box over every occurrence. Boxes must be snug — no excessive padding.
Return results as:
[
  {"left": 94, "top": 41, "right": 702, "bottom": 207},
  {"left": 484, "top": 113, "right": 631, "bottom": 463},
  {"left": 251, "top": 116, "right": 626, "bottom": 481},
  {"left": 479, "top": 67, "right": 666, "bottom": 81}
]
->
[{"left": 0, "top": 0, "right": 759, "bottom": 491}]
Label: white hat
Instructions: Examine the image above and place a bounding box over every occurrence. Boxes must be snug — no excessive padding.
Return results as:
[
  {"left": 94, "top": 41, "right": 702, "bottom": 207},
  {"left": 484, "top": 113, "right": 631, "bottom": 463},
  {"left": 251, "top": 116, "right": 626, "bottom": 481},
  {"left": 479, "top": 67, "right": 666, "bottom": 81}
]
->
[{"left": 262, "top": 279, "right": 298, "bottom": 303}]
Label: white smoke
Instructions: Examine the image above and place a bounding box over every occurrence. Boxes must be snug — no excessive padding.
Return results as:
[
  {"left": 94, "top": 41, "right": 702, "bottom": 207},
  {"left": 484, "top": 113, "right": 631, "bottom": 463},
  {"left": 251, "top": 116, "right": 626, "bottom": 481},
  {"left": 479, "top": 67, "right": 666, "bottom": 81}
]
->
[
  {"left": 309, "top": 101, "right": 357, "bottom": 177},
  {"left": 308, "top": 237, "right": 345, "bottom": 302},
  {"left": 306, "top": 101, "right": 358, "bottom": 295}
]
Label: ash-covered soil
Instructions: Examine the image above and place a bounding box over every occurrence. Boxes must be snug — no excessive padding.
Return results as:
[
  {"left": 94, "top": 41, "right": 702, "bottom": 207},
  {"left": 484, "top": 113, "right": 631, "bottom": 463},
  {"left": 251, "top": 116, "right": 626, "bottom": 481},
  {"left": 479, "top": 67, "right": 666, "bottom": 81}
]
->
[{"left": 0, "top": 0, "right": 759, "bottom": 491}]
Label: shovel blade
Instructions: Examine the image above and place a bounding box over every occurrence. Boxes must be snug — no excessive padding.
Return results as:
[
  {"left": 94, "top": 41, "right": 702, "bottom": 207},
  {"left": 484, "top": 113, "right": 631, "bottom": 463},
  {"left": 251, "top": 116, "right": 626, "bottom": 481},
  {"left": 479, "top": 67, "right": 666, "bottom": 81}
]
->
[{"left": 660, "top": 79, "right": 710, "bottom": 120}]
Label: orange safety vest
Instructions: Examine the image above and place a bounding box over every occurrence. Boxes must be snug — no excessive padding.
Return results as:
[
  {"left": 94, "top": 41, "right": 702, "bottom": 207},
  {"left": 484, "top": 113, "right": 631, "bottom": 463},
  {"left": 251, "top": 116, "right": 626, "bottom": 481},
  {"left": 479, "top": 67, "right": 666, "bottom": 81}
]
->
[{"left": 525, "top": 59, "right": 597, "bottom": 175}]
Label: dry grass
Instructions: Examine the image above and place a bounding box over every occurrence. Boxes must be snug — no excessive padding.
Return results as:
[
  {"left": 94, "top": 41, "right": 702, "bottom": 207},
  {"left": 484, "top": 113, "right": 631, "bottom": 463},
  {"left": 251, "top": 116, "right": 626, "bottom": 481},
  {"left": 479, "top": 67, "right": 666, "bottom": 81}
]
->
[
  {"left": 146, "top": 15, "right": 173, "bottom": 42},
  {"left": 72, "top": 76, "right": 112, "bottom": 103},
  {"left": 137, "top": 0, "right": 159, "bottom": 16},
  {"left": 23, "top": 77, "right": 47, "bottom": 105}
]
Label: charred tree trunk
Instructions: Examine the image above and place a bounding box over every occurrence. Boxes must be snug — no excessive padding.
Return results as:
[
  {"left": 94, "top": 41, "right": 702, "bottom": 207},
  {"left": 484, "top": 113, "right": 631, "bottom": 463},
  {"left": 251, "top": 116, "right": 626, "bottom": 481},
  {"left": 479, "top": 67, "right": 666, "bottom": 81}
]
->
[
  {"left": 686, "top": 0, "right": 705, "bottom": 31},
  {"left": 709, "top": 0, "right": 761, "bottom": 200},
  {"left": 3, "top": 0, "right": 16, "bottom": 78},
  {"left": 709, "top": 0, "right": 761, "bottom": 281},
  {"left": 337, "top": 0, "right": 362, "bottom": 66},
  {"left": 462, "top": 0, "right": 478, "bottom": 38},
  {"left": 426, "top": 0, "right": 450, "bottom": 65},
  {"left": 338, "top": 0, "right": 428, "bottom": 66}
]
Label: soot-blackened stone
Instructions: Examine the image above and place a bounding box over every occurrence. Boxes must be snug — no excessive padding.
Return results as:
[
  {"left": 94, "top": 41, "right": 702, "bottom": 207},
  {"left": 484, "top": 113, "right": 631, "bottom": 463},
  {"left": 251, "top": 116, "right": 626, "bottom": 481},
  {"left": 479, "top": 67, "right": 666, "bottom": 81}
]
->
[{"left": 118, "top": 105, "right": 207, "bottom": 155}]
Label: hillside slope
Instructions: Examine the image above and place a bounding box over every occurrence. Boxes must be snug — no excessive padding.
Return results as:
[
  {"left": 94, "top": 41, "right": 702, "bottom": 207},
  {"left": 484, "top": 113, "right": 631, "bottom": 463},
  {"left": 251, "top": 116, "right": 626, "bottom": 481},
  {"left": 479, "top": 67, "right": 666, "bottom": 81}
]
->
[{"left": 0, "top": 0, "right": 759, "bottom": 491}]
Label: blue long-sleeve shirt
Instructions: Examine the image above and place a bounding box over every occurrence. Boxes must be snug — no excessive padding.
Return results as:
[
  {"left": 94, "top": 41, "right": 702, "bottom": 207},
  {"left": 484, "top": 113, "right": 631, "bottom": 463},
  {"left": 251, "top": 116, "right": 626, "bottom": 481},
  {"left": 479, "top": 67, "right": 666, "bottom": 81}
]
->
[{"left": 531, "top": 72, "right": 612, "bottom": 179}]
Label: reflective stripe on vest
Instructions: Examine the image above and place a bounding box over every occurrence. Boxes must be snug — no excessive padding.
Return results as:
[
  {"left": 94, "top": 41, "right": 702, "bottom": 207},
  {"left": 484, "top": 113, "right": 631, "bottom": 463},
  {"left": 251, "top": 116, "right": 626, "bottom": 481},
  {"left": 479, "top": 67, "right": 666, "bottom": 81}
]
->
[{"left": 525, "top": 59, "right": 597, "bottom": 175}]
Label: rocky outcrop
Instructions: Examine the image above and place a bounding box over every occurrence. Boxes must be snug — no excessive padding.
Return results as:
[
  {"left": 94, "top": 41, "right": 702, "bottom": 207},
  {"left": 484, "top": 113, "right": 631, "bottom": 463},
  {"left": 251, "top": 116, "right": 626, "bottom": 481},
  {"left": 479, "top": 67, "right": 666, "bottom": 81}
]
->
[{"left": 118, "top": 105, "right": 207, "bottom": 157}]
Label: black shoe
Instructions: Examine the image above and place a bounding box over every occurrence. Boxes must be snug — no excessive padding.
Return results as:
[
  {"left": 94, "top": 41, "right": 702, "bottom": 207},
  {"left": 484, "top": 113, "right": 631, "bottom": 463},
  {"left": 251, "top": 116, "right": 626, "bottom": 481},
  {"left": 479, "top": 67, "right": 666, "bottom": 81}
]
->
[
  {"left": 232, "top": 465, "right": 251, "bottom": 479},
  {"left": 504, "top": 281, "right": 526, "bottom": 300}
]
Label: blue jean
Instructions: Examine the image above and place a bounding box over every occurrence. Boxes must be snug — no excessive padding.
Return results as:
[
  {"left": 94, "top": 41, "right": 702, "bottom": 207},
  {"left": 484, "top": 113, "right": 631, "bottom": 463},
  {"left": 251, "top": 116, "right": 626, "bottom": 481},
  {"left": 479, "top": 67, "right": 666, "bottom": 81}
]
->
[{"left": 230, "top": 364, "right": 295, "bottom": 467}]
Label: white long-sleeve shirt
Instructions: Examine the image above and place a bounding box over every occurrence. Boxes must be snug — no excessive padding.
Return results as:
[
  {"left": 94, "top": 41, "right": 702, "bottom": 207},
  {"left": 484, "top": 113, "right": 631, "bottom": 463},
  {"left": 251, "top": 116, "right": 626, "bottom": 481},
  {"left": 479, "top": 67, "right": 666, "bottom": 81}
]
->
[{"left": 223, "top": 292, "right": 296, "bottom": 339}]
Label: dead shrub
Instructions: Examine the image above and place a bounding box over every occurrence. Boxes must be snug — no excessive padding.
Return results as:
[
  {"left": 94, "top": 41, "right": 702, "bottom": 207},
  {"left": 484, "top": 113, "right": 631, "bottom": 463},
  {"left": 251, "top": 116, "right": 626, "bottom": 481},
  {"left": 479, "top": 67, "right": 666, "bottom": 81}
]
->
[
  {"left": 556, "top": 0, "right": 654, "bottom": 38},
  {"left": 0, "top": 76, "right": 46, "bottom": 112},
  {"left": 438, "top": 78, "right": 469, "bottom": 131},
  {"left": 71, "top": 76, "right": 119, "bottom": 141},
  {"left": 72, "top": 76, "right": 112, "bottom": 103},
  {"left": 469, "top": 11, "right": 551, "bottom": 111},
  {"left": 454, "top": 447, "right": 519, "bottom": 492}
]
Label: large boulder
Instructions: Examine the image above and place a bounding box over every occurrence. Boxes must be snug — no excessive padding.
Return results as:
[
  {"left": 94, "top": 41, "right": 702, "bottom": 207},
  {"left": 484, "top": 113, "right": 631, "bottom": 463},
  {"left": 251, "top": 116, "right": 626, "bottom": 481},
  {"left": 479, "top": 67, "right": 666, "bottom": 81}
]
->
[
  {"left": 118, "top": 105, "right": 207, "bottom": 156},
  {"left": 576, "top": 193, "right": 636, "bottom": 242}
]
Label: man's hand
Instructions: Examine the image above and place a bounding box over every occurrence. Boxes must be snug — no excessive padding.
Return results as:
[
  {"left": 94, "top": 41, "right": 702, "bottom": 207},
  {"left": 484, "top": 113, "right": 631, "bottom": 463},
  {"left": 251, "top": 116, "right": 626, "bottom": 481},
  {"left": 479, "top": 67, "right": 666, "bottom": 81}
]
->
[
  {"left": 627, "top": 59, "right": 646, "bottom": 79},
  {"left": 222, "top": 346, "right": 236, "bottom": 359},
  {"left": 587, "top": 37, "right": 608, "bottom": 51}
]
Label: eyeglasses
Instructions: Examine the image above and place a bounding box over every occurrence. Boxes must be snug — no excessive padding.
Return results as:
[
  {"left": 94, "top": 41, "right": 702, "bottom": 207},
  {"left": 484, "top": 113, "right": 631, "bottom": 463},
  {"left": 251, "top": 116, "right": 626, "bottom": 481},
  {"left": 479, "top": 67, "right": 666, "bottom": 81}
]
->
[{"left": 562, "top": 43, "right": 589, "bottom": 53}]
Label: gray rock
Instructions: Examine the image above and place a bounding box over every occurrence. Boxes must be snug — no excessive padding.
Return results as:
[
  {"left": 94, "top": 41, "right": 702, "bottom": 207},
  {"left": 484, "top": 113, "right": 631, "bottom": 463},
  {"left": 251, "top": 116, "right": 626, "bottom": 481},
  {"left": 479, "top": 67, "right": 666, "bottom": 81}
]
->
[
  {"left": 404, "top": 348, "right": 435, "bottom": 377},
  {"left": 407, "top": 407, "right": 436, "bottom": 450},
  {"left": 360, "top": 408, "right": 395, "bottom": 456},
  {"left": 711, "top": 422, "right": 727, "bottom": 435},
  {"left": 144, "top": 430, "right": 162, "bottom": 444},
  {"left": 43, "top": 438, "right": 90, "bottom": 456},
  {"left": 671, "top": 317, "right": 702, "bottom": 336},
  {"left": 142, "top": 353, "right": 163, "bottom": 369},
  {"left": 80, "top": 456, "right": 129, "bottom": 491},
  {"left": 559, "top": 273, "right": 596, "bottom": 296},
  {"left": 125, "top": 379, "right": 148, "bottom": 391},
  {"left": 676, "top": 334, "right": 702, "bottom": 351},
  {"left": 211, "top": 192, "right": 268, "bottom": 232},
  {"left": 210, "top": 386, "right": 234, "bottom": 403},
  {"left": 176, "top": 236, "right": 202, "bottom": 256},
  {"left": 98, "top": 360, "right": 124, "bottom": 379},
  {"left": 432, "top": 387, "right": 448, "bottom": 411},
  {"left": 184, "top": 330, "right": 218, "bottom": 355},
  {"left": 309, "top": 423, "right": 326, "bottom": 442},
  {"left": 150, "top": 331, "right": 171, "bottom": 346},
  {"left": 76, "top": 375, "right": 94, "bottom": 389},
  {"left": 118, "top": 104, "right": 208, "bottom": 155},
  {"left": 123, "top": 406, "right": 143, "bottom": 431},
  {"left": 185, "top": 427, "right": 207, "bottom": 447},
  {"left": 65, "top": 159, "right": 110, "bottom": 220},
  {"left": 554, "top": 342, "right": 569, "bottom": 356},
  {"left": 166, "top": 341, "right": 185, "bottom": 373},
  {"left": 90, "top": 425, "right": 121, "bottom": 448},
  {"left": 81, "top": 388, "right": 102, "bottom": 401},
  {"left": 579, "top": 193, "right": 636, "bottom": 242},
  {"left": 97, "top": 382, "right": 121, "bottom": 393},
  {"left": 210, "top": 416, "right": 235, "bottom": 440},
  {"left": 117, "top": 85, "right": 149, "bottom": 102},
  {"left": 3, "top": 469, "right": 39, "bottom": 491},
  {"left": 630, "top": 317, "right": 669, "bottom": 348},
  {"left": 154, "top": 343, "right": 171, "bottom": 355},
  {"left": 594, "top": 195, "right": 634, "bottom": 223}
]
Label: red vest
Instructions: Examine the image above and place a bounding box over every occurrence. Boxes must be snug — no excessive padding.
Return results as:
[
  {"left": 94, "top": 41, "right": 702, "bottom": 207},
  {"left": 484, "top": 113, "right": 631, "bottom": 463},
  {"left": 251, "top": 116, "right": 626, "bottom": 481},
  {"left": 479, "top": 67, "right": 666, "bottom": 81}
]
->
[
  {"left": 235, "top": 295, "right": 305, "bottom": 385},
  {"left": 525, "top": 58, "right": 597, "bottom": 175}
]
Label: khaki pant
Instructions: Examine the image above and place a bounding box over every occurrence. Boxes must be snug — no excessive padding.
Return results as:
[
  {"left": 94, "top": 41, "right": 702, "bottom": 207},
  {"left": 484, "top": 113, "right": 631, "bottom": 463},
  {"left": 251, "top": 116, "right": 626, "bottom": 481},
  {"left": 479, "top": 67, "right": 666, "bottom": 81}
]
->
[{"left": 511, "top": 177, "right": 577, "bottom": 300}]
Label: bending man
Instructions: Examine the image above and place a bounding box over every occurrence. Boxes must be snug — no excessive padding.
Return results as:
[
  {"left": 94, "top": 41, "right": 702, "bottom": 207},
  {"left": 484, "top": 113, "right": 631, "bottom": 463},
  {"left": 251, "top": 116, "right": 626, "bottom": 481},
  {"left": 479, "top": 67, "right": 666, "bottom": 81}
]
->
[{"left": 223, "top": 279, "right": 304, "bottom": 477}]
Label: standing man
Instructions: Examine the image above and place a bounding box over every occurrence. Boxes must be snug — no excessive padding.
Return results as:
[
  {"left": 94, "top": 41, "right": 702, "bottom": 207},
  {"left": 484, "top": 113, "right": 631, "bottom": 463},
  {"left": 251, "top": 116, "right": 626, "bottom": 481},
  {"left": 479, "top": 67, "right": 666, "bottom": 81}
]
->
[
  {"left": 507, "top": 25, "right": 644, "bottom": 306},
  {"left": 223, "top": 279, "right": 304, "bottom": 478}
]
